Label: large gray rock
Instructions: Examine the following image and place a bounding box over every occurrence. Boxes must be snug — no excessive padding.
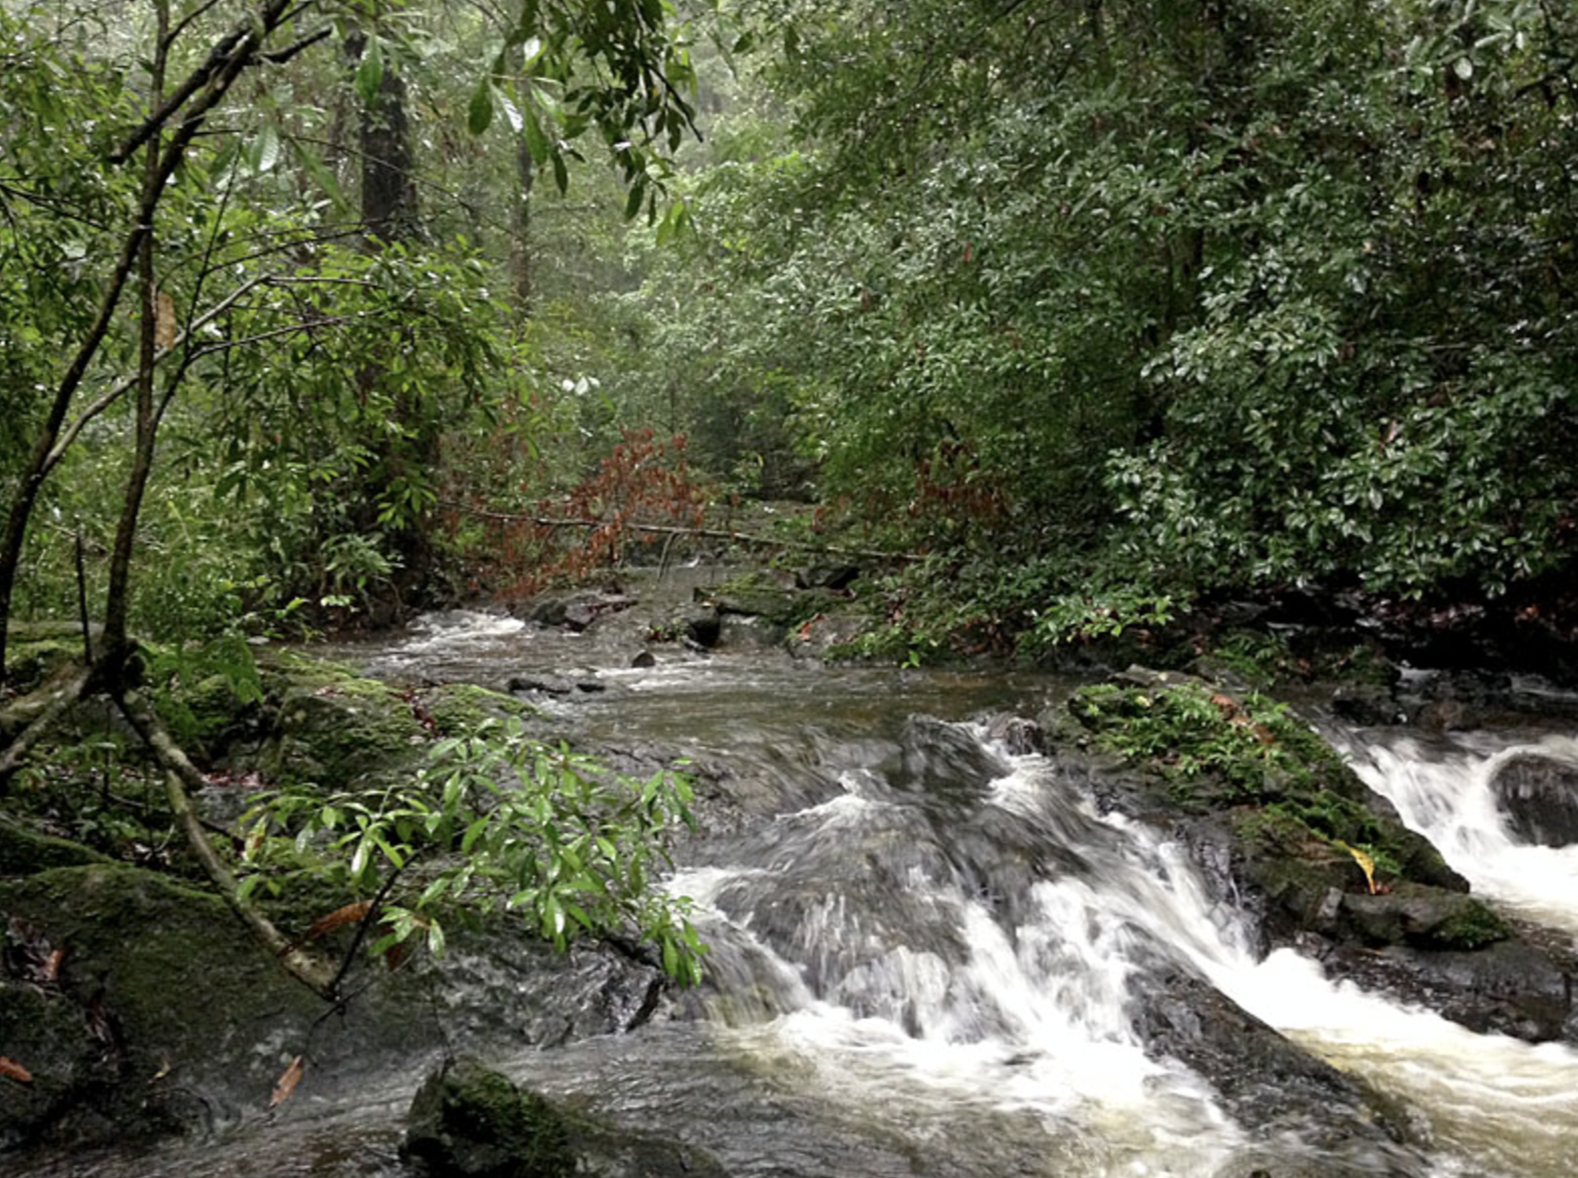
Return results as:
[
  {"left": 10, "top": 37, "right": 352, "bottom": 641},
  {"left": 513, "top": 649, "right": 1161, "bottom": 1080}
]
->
[
  {"left": 0, "top": 861, "right": 666, "bottom": 1153},
  {"left": 1489, "top": 752, "right": 1578, "bottom": 847}
]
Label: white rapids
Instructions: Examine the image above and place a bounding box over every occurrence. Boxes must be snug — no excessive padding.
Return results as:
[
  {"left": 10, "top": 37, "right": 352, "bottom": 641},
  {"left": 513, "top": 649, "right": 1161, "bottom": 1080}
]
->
[{"left": 673, "top": 725, "right": 1578, "bottom": 1178}]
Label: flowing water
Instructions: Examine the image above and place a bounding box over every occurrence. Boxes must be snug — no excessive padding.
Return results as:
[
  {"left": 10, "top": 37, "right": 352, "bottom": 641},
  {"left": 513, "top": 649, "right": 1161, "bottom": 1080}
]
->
[{"left": 28, "top": 606, "right": 1578, "bottom": 1177}]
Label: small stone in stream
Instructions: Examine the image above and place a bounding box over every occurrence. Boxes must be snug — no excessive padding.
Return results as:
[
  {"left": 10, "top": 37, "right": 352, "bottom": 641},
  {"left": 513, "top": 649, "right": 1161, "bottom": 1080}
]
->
[
  {"left": 984, "top": 714, "right": 1044, "bottom": 756},
  {"left": 507, "top": 675, "right": 574, "bottom": 697},
  {"left": 402, "top": 1057, "right": 574, "bottom": 1178},
  {"left": 630, "top": 651, "right": 657, "bottom": 669}
]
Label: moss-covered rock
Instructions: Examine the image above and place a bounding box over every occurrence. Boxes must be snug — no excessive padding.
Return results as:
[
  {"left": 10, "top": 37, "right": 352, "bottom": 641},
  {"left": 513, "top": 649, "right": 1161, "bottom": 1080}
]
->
[
  {"left": 0, "top": 820, "right": 113, "bottom": 876},
  {"left": 0, "top": 862, "right": 325, "bottom": 1148},
  {"left": 697, "top": 571, "right": 844, "bottom": 630},
  {"left": 249, "top": 655, "right": 427, "bottom": 790},
  {"left": 1062, "top": 671, "right": 1525, "bottom": 960},
  {"left": 425, "top": 683, "right": 538, "bottom": 737},
  {"left": 404, "top": 1058, "right": 576, "bottom": 1178},
  {"left": 3, "top": 622, "right": 94, "bottom": 695},
  {"left": 402, "top": 1058, "right": 727, "bottom": 1178},
  {"left": 0, "top": 856, "right": 675, "bottom": 1155},
  {"left": 1067, "top": 671, "right": 1465, "bottom": 899}
]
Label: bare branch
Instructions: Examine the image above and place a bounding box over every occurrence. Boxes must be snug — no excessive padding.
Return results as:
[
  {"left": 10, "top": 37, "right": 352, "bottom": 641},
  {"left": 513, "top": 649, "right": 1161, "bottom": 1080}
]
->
[{"left": 436, "top": 501, "right": 922, "bottom": 563}]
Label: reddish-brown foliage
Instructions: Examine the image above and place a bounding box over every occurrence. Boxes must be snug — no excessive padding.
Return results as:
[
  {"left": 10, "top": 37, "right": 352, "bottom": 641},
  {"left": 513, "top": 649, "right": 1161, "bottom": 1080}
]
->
[{"left": 451, "top": 429, "right": 711, "bottom": 600}]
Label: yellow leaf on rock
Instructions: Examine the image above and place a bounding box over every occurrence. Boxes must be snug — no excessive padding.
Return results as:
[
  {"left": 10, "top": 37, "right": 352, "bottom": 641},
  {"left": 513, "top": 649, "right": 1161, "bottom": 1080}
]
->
[{"left": 1333, "top": 840, "right": 1379, "bottom": 895}]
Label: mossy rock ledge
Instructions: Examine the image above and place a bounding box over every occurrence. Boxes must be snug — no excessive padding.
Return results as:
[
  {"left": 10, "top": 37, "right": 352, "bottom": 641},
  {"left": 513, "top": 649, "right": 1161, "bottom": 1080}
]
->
[
  {"left": 1050, "top": 667, "right": 1577, "bottom": 1044},
  {"left": 231, "top": 653, "right": 539, "bottom": 791},
  {"left": 0, "top": 658, "right": 666, "bottom": 1157}
]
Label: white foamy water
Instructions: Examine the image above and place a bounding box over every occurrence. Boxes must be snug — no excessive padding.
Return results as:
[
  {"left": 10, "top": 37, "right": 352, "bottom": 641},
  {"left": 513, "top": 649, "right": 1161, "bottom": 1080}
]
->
[{"left": 670, "top": 730, "right": 1578, "bottom": 1178}]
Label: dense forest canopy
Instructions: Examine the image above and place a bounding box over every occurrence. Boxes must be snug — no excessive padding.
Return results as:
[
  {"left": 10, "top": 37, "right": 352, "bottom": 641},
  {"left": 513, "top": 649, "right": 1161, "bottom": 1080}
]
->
[{"left": 0, "top": 0, "right": 1574, "bottom": 663}]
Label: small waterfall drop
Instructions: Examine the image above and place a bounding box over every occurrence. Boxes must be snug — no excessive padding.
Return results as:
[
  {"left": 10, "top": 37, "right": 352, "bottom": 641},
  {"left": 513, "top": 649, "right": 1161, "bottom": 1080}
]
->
[{"left": 1337, "top": 729, "right": 1578, "bottom": 940}]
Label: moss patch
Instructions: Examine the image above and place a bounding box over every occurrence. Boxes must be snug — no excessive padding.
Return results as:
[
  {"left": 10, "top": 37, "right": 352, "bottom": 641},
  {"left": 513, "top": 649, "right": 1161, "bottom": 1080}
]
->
[
  {"left": 701, "top": 571, "right": 841, "bottom": 629},
  {"left": 0, "top": 862, "right": 325, "bottom": 1145},
  {"left": 0, "top": 819, "right": 113, "bottom": 876},
  {"left": 424, "top": 683, "right": 538, "bottom": 737},
  {"left": 254, "top": 655, "right": 426, "bottom": 790}
]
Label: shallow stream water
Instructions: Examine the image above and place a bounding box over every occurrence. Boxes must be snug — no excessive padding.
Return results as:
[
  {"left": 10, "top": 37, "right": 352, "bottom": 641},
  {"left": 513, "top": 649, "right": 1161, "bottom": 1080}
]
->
[{"left": 28, "top": 591, "right": 1578, "bottom": 1177}]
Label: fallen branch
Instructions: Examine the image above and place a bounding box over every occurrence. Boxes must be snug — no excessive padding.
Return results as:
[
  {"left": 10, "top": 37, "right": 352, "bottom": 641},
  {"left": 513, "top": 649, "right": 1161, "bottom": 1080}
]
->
[
  {"left": 117, "top": 687, "right": 337, "bottom": 999},
  {"left": 0, "top": 668, "right": 93, "bottom": 790},
  {"left": 436, "top": 501, "right": 923, "bottom": 564}
]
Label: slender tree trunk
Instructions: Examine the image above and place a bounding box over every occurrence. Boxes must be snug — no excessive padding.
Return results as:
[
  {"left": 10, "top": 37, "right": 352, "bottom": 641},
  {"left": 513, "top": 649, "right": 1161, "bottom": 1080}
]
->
[
  {"left": 101, "top": 1, "right": 171, "bottom": 669},
  {"left": 0, "top": 0, "right": 297, "bottom": 688},
  {"left": 348, "top": 16, "right": 432, "bottom": 605},
  {"left": 507, "top": 41, "right": 535, "bottom": 317}
]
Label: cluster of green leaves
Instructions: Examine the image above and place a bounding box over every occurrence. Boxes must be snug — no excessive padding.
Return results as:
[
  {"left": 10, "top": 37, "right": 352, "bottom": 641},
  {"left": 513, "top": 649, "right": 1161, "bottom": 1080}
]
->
[
  {"left": 468, "top": 0, "right": 701, "bottom": 216},
  {"left": 240, "top": 717, "right": 706, "bottom": 984},
  {"left": 1068, "top": 681, "right": 1298, "bottom": 798}
]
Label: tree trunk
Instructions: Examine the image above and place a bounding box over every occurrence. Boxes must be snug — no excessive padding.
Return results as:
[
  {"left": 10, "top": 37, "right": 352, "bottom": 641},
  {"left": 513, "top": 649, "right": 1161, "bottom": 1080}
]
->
[
  {"left": 0, "top": 0, "right": 297, "bottom": 688},
  {"left": 346, "top": 21, "right": 433, "bottom": 610},
  {"left": 507, "top": 41, "right": 536, "bottom": 317}
]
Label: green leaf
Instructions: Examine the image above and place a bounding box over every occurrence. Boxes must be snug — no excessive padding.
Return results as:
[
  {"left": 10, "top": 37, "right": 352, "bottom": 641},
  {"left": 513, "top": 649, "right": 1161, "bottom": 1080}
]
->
[
  {"left": 461, "top": 816, "right": 490, "bottom": 853},
  {"left": 523, "top": 105, "right": 551, "bottom": 165},
  {"left": 468, "top": 78, "right": 494, "bottom": 135},
  {"left": 624, "top": 175, "right": 647, "bottom": 222},
  {"left": 355, "top": 37, "right": 384, "bottom": 107},
  {"left": 551, "top": 150, "right": 568, "bottom": 195},
  {"left": 253, "top": 122, "right": 280, "bottom": 173}
]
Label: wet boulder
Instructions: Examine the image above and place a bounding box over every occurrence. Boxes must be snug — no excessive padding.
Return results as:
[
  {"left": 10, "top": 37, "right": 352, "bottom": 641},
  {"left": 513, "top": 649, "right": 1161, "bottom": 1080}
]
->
[
  {"left": 881, "top": 715, "right": 1009, "bottom": 801},
  {"left": 1054, "top": 670, "right": 1578, "bottom": 1045},
  {"left": 1130, "top": 966, "right": 1430, "bottom": 1175},
  {"left": 403, "top": 1059, "right": 727, "bottom": 1178},
  {"left": 696, "top": 571, "right": 843, "bottom": 630},
  {"left": 404, "top": 1058, "right": 576, "bottom": 1178},
  {"left": 526, "top": 593, "right": 636, "bottom": 632},
  {"left": 1488, "top": 752, "right": 1578, "bottom": 847}
]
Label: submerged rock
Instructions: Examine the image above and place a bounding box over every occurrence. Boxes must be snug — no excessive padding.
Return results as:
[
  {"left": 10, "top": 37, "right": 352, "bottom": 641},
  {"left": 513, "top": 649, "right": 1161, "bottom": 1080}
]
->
[{"left": 404, "top": 1058, "right": 576, "bottom": 1178}]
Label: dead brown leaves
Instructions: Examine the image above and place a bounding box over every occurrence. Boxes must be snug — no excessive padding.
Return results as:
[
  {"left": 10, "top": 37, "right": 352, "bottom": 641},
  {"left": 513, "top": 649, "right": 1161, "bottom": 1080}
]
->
[
  {"left": 4, "top": 916, "right": 66, "bottom": 985},
  {"left": 0, "top": 1056, "right": 33, "bottom": 1084},
  {"left": 1210, "top": 692, "right": 1276, "bottom": 746},
  {"left": 269, "top": 1054, "right": 305, "bottom": 1108},
  {"left": 303, "top": 901, "right": 372, "bottom": 943}
]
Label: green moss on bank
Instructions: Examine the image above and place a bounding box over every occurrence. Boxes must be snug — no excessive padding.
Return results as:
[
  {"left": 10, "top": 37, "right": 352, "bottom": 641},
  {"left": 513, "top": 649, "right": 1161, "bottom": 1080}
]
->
[{"left": 1067, "top": 671, "right": 1498, "bottom": 950}]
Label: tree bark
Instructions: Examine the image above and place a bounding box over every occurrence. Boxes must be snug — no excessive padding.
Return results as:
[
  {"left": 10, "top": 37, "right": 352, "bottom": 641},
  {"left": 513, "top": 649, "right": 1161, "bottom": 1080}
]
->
[
  {"left": 347, "top": 18, "right": 433, "bottom": 603},
  {"left": 101, "top": 0, "right": 171, "bottom": 670}
]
